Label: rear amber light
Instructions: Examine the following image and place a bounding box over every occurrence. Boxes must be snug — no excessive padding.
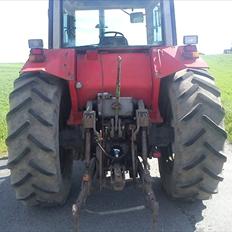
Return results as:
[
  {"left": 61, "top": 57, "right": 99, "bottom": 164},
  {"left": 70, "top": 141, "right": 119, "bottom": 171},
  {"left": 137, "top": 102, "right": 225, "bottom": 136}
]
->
[{"left": 192, "top": 51, "right": 200, "bottom": 58}]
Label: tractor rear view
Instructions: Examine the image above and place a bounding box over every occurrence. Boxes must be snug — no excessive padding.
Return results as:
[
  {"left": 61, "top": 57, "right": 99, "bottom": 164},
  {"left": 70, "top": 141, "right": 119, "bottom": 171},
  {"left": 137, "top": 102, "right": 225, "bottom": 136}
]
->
[{"left": 6, "top": 0, "right": 227, "bottom": 230}]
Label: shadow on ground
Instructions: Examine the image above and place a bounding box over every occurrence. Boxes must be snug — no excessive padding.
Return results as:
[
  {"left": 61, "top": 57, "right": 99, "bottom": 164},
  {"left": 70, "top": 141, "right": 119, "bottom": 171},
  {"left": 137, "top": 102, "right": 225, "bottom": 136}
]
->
[{"left": 0, "top": 161, "right": 205, "bottom": 232}]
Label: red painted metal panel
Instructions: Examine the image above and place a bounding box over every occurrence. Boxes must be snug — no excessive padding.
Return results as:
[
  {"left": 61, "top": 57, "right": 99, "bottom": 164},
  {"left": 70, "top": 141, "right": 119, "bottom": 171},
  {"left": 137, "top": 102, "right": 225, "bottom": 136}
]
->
[
  {"left": 68, "top": 80, "right": 83, "bottom": 125},
  {"left": 20, "top": 46, "right": 209, "bottom": 125},
  {"left": 21, "top": 49, "right": 76, "bottom": 80},
  {"left": 76, "top": 51, "right": 153, "bottom": 110},
  {"left": 151, "top": 46, "right": 208, "bottom": 79}
]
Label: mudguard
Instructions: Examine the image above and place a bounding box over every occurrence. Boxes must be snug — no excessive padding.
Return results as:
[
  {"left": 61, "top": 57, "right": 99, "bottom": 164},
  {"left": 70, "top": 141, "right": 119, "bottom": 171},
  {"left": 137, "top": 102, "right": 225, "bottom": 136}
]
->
[{"left": 20, "top": 46, "right": 208, "bottom": 125}]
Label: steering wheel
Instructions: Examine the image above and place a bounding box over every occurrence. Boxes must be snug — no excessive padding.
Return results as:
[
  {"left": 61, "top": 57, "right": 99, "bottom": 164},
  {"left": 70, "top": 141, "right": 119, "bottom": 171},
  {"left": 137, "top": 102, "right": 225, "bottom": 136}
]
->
[{"left": 102, "top": 31, "right": 125, "bottom": 38}]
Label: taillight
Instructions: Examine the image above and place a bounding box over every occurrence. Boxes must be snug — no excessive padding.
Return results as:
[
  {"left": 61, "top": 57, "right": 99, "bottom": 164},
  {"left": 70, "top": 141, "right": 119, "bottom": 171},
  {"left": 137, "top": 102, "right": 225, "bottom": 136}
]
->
[
  {"left": 182, "top": 45, "right": 199, "bottom": 59},
  {"left": 182, "top": 35, "right": 199, "bottom": 59},
  {"left": 28, "top": 39, "right": 45, "bottom": 62},
  {"left": 29, "top": 48, "right": 45, "bottom": 62}
]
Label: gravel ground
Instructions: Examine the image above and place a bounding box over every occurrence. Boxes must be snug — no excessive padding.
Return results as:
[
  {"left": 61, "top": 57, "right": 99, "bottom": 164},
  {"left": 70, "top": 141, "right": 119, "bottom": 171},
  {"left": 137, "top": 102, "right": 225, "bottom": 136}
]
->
[{"left": 0, "top": 143, "right": 231, "bottom": 232}]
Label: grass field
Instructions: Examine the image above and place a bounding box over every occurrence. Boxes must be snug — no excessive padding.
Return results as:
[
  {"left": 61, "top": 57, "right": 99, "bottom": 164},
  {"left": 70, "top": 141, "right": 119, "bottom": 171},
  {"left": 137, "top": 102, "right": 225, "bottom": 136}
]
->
[
  {"left": 204, "top": 55, "right": 232, "bottom": 142},
  {"left": 0, "top": 64, "right": 23, "bottom": 156},
  {"left": 0, "top": 55, "right": 231, "bottom": 156}
]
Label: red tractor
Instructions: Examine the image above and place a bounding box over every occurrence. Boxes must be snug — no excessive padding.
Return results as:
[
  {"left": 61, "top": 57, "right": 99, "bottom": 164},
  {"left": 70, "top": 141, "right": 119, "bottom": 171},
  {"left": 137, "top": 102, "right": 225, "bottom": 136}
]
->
[{"left": 6, "top": 0, "right": 227, "bottom": 230}]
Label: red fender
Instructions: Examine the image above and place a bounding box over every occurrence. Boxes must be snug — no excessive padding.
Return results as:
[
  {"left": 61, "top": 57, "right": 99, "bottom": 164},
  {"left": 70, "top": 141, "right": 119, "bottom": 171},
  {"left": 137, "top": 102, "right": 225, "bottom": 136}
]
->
[
  {"left": 149, "top": 46, "right": 208, "bottom": 123},
  {"left": 20, "top": 46, "right": 208, "bottom": 125},
  {"left": 21, "top": 49, "right": 81, "bottom": 124}
]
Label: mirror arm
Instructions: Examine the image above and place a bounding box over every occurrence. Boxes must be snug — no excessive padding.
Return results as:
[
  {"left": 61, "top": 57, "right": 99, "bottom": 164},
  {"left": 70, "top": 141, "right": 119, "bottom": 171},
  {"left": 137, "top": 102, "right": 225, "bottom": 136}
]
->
[{"left": 121, "top": 9, "right": 130, "bottom": 15}]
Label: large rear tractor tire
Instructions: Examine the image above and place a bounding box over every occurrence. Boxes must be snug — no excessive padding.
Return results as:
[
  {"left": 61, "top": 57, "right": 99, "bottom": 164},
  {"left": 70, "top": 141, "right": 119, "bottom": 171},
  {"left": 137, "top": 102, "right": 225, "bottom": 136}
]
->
[
  {"left": 159, "top": 68, "right": 227, "bottom": 200},
  {"left": 6, "top": 73, "right": 73, "bottom": 206}
]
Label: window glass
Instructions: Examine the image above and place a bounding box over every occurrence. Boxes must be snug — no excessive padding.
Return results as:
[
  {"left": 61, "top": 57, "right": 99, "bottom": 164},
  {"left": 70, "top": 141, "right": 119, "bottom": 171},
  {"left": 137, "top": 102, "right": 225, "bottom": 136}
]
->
[
  {"left": 75, "top": 10, "right": 99, "bottom": 46},
  {"left": 62, "top": 0, "right": 163, "bottom": 47},
  {"left": 153, "top": 4, "right": 163, "bottom": 44}
]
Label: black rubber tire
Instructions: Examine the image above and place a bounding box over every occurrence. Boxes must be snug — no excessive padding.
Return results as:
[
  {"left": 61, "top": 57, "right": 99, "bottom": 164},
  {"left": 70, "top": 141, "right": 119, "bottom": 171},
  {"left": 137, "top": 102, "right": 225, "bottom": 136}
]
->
[
  {"left": 6, "top": 73, "right": 73, "bottom": 206},
  {"left": 159, "top": 68, "right": 227, "bottom": 200}
]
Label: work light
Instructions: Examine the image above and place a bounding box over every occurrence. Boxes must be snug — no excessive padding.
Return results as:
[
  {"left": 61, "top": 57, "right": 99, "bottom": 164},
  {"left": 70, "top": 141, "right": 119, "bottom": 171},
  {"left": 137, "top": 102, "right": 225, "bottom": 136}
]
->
[
  {"left": 28, "top": 39, "right": 44, "bottom": 49},
  {"left": 183, "top": 35, "right": 198, "bottom": 45}
]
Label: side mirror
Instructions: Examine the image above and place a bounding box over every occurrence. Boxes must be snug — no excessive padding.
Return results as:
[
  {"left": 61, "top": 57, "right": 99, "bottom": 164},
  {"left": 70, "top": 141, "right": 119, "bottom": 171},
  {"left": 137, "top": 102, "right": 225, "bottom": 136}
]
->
[{"left": 130, "top": 12, "right": 144, "bottom": 23}]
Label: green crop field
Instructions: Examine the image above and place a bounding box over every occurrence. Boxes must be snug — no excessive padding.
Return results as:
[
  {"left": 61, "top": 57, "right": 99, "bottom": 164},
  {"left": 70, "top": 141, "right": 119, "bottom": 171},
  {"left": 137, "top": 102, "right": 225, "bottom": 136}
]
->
[
  {"left": 0, "top": 55, "right": 231, "bottom": 156},
  {"left": 0, "top": 64, "right": 23, "bottom": 157},
  {"left": 204, "top": 55, "right": 232, "bottom": 143}
]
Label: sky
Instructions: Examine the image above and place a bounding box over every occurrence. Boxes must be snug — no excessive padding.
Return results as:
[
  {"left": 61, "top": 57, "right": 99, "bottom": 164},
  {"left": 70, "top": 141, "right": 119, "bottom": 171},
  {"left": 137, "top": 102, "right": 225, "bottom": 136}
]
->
[{"left": 0, "top": 0, "right": 232, "bottom": 63}]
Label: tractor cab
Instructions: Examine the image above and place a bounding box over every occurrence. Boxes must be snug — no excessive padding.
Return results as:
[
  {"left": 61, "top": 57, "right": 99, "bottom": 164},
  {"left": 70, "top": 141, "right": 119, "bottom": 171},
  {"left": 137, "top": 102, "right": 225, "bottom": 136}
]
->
[{"left": 49, "top": 0, "right": 177, "bottom": 49}]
